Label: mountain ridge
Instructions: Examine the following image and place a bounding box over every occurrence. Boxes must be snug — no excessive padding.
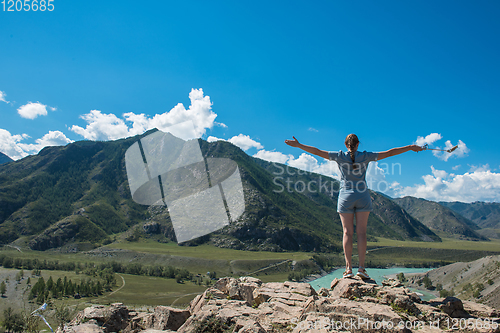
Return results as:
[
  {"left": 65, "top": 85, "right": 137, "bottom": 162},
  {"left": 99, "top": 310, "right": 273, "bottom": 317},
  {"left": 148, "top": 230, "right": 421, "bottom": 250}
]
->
[
  {"left": 3, "top": 132, "right": 495, "bottom": 252},
  {"left": 440, "top": 201, "right": 500, "bottom": 230}
]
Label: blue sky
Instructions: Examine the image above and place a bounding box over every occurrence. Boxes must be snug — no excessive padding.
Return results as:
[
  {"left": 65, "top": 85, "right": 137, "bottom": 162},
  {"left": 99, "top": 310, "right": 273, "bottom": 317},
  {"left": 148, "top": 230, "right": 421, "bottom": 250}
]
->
[{"left": 1, "top": 0, "right": 499, "bottom": 202}]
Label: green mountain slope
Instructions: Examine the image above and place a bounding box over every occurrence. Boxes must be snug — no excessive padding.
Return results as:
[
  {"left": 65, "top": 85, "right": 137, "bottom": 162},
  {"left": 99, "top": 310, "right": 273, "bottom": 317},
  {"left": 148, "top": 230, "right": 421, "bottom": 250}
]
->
[
  {"left": 0, "top": 130, "right": 441, "bottom": 252},
  {"left": 0, "top": 137, "right": 147, "bottom": 246},
  {"left": 371, "top": 194, "right": 441, "bottom": 241},
  {"left": 0, "top": 152, "right": 13, "bottom": 165},
  {"left": 394, "top": 196, "right": 488, "bottom": 241}
]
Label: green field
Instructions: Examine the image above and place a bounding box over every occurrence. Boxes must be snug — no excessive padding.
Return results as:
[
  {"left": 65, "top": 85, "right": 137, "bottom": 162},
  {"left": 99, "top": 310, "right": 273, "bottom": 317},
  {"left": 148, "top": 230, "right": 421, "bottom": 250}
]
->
[
  {"left": 1, "top": 238, "right": 311, "bottom": 277},
  {"left": 361, "top": 237, "right": 500, "bottom": 268},
  {"left": 101, "top": 273, "right": 206, "bottom": 308},
  {"left": 107, "top": 239, "right": 311, "bottom": 261},
  {"left": 368, "top": 237, "right": 500, "bottom": 251}
]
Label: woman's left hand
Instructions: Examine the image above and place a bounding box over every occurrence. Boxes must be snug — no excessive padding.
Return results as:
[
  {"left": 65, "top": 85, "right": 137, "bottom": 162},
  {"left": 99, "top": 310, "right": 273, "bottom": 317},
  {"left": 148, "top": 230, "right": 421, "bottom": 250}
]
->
[
  {"left": 285, "top": 136, "right": 300, "bottom": 147},
  {"left": 410, "top": 145, "right": 424, "bottom": 152}
]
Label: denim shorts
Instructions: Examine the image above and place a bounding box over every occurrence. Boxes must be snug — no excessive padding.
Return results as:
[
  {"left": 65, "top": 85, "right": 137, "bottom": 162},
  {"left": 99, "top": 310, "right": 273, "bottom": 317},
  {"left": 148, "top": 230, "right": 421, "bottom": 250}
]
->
[{"left": 337, "top": 190, "right": 373, "bottom": 214}]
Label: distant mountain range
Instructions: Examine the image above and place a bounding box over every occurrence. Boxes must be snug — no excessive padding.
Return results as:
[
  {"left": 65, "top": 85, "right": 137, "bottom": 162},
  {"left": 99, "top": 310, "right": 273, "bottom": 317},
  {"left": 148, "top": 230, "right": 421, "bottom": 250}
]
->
[
  {"left": 394, "top": 197, "right": 488, "bottom": 241},
  {"left": 0, "top": 130, "right": 496, "bottom": 251},
  {"left": 0, "top": 152, "right": 13, "bottom": 165},
  {"left": 440, "top": 201, "right": 500, "bottom": 229},
  {"left": 440, "top": 201, "right": 500, "bottom": 239}
]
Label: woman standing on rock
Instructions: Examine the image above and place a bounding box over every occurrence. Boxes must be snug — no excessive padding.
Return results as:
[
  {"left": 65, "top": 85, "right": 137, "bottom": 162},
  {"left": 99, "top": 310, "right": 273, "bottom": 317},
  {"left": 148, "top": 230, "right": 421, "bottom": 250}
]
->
[{"left": 285, "top": 134, "right": 422, "bottom": 279}]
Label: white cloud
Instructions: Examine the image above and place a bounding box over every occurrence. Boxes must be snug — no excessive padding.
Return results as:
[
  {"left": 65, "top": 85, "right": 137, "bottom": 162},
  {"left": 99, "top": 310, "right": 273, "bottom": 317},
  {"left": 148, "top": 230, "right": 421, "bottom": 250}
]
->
[
  {"left": 71, "top": 88, "right": 217, "bottom": 141},
  {"left": 17, "top": 102, "right": 52, "bottom": 119},
  {"left": 0, "top": 91, "right": 8, "bottom": 103},
  {"left": 431, "top": 165, "right": 448, "bottom": 179},
  {"left": 308, "top": 127, "right": 319, "bottom": 132},
  {"left": 415, "top": 133, "right": 442, "bottom": 146},
  {"left": 366, "top": 162, "right": 393, "bottom": 192},
  {"left": 253, "top": 150, "right": 293, "bottom": 164},
  {"left": 393, "top": 165, "right": 500, "bottom": 202},
  {"left": 0, "top": 129, "right": 73, "bottom": 160},
  {"left": 228, "top": 134, "right": 263, "bottom": 151},
  {"left": 468, "top": 164, "right": 490, "bottom": 173},
  {"left": 287, "top": 153, "right": 320, "bottom": 172},
  {"left": 147, "top": 88, "right": 216, "bottom": 139},
  {"left": 38, "top": 130, "right": 72, "bottom": 146},
  {"left": 452, "top": 165, "right": 461, "bottom": 171},
  {"left": 207, "top": 136, "right": 224, "bottom": 143},
  {"left": 253, "top": 150, "right": 340, "bottom": 179},
  {"left": 0, "top": 129, "right": 30, "bottom": 160},
  {"left": 18, "top": 131, "right": 74, "bottom": 155},
  {"left": 286, "top": 153, "right": 338, "bottom": 178},
  {"left": 433, "top": 140, "right": 469, "bottom": 161},
  {"left": 71, "top": 110, "right": 130, "bottom": 141},
  {"left": 206, "top": 134, "right": 263, "bottom": 151}
]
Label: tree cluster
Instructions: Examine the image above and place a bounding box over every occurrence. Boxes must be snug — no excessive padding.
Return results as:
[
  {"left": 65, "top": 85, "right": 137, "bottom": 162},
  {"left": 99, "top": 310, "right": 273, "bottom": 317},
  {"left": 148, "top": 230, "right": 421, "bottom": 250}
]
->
[
  {"left": 1, "top": 254, "right": 199, "bottom": 288},
  {"left": 2, "top": 307, "right": 24, "bottom": 333},
  {"left": 0, "top": 255, "right": 78, "bottom": 271},
  {"left": 28, "top": 275, "right": 105, "bottom": 304}
]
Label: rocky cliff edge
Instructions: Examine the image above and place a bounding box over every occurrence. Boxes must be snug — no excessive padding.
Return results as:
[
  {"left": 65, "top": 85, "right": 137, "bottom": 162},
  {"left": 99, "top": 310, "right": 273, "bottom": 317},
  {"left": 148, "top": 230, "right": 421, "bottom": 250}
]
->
[{"left": 57, "top": 276, "right": 499, "bottom": 333}]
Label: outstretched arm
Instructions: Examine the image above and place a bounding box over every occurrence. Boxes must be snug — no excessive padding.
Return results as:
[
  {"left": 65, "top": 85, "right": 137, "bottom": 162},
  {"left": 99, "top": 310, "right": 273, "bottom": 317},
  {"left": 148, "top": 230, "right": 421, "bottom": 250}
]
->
[
  {"left": 284, "top": 136, "right": 329, "bottom": 160},
  {"left": 377, "top": 145, "right": 423, "bottom": 160}
]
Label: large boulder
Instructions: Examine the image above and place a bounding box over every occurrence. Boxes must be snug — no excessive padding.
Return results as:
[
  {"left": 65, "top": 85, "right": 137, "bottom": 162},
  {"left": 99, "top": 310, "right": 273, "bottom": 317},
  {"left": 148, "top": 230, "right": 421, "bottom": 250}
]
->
[
  {"left": 430, "top": 297, "right": 469, "bottom": 318},
  {"left": 61, "top": 303, "right": 130, "bottom": 333},
  {"left": 131, "top": 306, "right": 190, "bottom": 331}
]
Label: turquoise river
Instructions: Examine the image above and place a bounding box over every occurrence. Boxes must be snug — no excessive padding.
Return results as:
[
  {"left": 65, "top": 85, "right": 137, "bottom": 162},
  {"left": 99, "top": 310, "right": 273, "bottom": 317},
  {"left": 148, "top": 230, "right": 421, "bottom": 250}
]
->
[{"left": 309, "top": 267, "right": 436, "bottom": 301}]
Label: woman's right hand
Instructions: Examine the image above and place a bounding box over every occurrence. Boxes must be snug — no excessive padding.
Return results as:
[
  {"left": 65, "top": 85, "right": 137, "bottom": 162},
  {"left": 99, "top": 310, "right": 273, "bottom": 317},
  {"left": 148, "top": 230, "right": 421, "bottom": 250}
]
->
[{"left": 285, "top": 136, "right": 300, "bottom": 147}]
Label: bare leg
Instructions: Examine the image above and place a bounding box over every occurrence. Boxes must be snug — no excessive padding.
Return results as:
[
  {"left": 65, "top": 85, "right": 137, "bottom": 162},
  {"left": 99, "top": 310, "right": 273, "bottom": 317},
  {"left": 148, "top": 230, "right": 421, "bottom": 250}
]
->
[
  {"left": 355, "top": 211, "right": 370, "bottom": 268},
  {"left": 339, "top": 213, "right": 354, "bottom": 271}
]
